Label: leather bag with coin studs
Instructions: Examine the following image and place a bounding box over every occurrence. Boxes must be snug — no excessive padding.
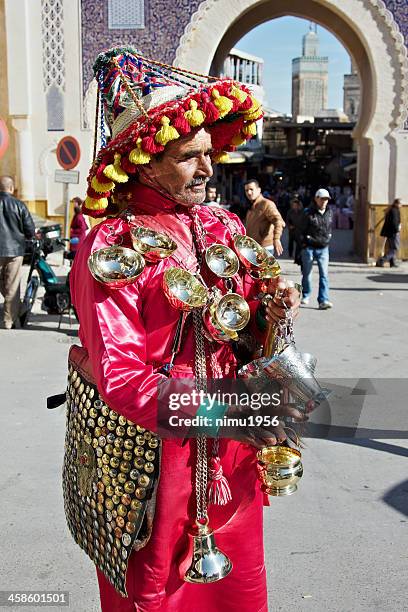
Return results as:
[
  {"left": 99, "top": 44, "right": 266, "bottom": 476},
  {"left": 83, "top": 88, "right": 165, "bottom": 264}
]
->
[{"left": 63, "top": 345, "right": 161, "bottom": 597}]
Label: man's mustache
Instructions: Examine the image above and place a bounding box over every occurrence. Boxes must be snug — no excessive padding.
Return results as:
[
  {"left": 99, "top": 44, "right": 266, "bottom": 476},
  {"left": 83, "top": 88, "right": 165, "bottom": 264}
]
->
[{"left": 186, "top": 177, "right": 210, "bottom": 188}]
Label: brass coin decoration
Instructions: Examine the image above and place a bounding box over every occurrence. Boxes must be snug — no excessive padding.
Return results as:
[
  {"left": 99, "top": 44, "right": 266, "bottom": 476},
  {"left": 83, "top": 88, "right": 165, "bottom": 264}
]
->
[{"left": 63, "top": 359, "right": 161, "bottom": 597}]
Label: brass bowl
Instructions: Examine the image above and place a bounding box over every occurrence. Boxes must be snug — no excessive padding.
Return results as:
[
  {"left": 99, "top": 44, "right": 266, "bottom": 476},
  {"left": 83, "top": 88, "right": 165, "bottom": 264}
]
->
[
  {"left": 232, "top": 235, "right": 269, "bottom": 271},
  {"left": 163, "top": 267, "right": 208, "bottom": 311},
  {"left": 88, "top": 247, "right": 145, "bottom": 288},
  {"left": 256, "top": 446, "right": 303, "bottom": 496},
  {"left": 202, "top": 293, "right": 250, "bottom": 343},
  {"left": 258, "top": 255, "right": 281, "bottom": 280},
  {"left": 204, "top": 244, "right": 239, "bottom": 278},
  {"left": 130, "top": 226, "right": 177, "bottom": 262}
]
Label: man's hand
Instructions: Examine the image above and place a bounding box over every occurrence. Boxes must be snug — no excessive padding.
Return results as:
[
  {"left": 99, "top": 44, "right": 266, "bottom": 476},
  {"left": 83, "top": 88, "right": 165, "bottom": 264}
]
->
[
  {"left": 273, "top": 239, "right": 283, "bottom": 256},
  {"left": 264, "top": 277, "right": 301, "bottom": 324},
  {"left": 224, "top": 401, "right": 313, "bottom": 449}
]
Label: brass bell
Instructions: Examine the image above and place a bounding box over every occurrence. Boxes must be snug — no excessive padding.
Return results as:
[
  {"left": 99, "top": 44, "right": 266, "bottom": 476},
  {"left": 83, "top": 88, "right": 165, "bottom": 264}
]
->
[{"left": 179, "top": 521, "right": 232, "bottom": 584}]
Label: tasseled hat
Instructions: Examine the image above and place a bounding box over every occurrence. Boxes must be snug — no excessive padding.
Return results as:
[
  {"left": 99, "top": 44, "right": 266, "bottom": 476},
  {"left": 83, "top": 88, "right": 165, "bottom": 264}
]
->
[{"left": 84, "top": 46, "right": 263, "bottom": 217}]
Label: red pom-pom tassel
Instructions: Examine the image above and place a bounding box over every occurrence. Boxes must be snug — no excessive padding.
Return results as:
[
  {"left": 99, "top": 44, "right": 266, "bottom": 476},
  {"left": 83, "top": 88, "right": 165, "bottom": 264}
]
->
[
  {"left": 173, "top": 111, "right": 191, "bottom": 135},
  {"left": 120, "top": 156, "right": 139, "bottom": 174},
  {"left": 141, "top": 127, "right": 164, "bottom": 154},
  {"left": 201, "top": 94, "right": 220, "bottom": 123}
]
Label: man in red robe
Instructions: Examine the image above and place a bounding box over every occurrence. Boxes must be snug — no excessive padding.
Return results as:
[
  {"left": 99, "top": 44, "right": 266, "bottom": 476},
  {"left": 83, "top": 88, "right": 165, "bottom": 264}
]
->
[{"left": 69, "top": 48, "right": 307, "bottom": 611}]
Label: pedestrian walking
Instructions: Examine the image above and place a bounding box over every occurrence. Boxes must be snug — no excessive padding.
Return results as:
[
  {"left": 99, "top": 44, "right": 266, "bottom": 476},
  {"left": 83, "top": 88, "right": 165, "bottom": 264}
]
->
[
  {"left": 286, "top": 197, "right": 303, "bottom": 263},
  {"left": 299, "top": 188, "right": 334, "bottom": 309},
  {"left": 0, "top": 176, "right": 35, "bottom": 329},
  {"left": 67, "top": 46, "right": 305, "bottom": 612},
  {"left": 376, "top": 198, "right": 402, "bottom": 268},
  {"left": 69, "top": 197, "right": 89, "bottom": 258},
  {"left": 244, "top": 179, "right": 285, "bottom": 256}
]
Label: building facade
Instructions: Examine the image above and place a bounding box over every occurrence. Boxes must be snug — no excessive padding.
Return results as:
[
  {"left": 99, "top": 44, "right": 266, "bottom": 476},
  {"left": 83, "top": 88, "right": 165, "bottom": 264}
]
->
[
  {"left": 291, "top": 26, "right": 328, "bottom": 121},
  {"left": 0, "top": 0, "right": 407, "bottom": 260},
  {"left": 343, "top": 59, "right": 361, "bottom": 122}
]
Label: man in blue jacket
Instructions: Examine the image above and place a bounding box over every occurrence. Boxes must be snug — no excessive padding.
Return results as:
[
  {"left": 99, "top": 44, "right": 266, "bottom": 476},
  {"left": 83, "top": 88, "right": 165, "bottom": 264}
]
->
[
  {"left": 0, "top": 176, "right": 35, "bottom": 328},
  {"left": 299, "top": 188, "right": 333, "bottom": 310}
]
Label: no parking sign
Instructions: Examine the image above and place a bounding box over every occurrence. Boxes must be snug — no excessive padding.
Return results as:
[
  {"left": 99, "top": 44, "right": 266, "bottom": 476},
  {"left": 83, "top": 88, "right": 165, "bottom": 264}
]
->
[{"left": 56, "top": 136, "right": 81, "bottom": 170}]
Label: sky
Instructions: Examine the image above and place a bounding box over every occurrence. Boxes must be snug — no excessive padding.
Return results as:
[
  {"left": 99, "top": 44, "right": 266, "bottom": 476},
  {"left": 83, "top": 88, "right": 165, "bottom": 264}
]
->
[{"left": 236, "top": 17, "right": 352, "bottom": 115}]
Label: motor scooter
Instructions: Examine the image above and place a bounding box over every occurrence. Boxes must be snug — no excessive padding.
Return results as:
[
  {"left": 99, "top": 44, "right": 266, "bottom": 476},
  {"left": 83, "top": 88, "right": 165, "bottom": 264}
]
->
[{"left": 20, "top": 230, "right": 73, "bottom": 327}]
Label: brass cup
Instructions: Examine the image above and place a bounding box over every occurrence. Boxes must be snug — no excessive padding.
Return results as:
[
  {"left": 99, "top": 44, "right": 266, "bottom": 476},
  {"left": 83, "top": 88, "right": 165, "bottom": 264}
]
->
[
  {"left": 258, "top": 255, "right": 281, "bottom": 280},
  {"left": 204, "top": 244, "right": 239, "bottom": 278},
  {"left": 162, "top": 267, "right": 208, "bottom": 311},
  {"left": 130, "top": 226, "right": 177, "bottom": 262},
  {"left": 232, "top": 235, "right": 269, "bottom": 272},
  {"left": 202, "top": 292, "right": 250, "bottom": 343},
  {"left": 257, "top": 446, "right": 303, "bottom": 496},
  {"left": 88, "top": 247, "right": 145, "bottom": 288}
]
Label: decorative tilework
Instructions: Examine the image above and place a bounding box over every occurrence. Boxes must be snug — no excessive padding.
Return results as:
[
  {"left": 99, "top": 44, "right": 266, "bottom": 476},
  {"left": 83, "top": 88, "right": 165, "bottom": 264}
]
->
[
  {"left": 384, "top": 0, "right": 408, "bottom": 45},
  {"left": 81, "top": 0, "right": 201, "bottom": 95},
  {"left": 42, "top": 0, "right": 65, "bottom": 131},
  {"left": 108, "top": 0, "right": 145, "bottom": 30},
  {"left": 81, "top": 0, "right": 407, "bottom": 106}
]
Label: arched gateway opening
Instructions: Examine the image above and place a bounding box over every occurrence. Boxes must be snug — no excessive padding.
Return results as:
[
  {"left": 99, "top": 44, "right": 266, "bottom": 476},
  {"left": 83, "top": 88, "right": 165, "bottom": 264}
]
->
[{"left": 175, "top": 0, "right": 408, "bottom": 261}]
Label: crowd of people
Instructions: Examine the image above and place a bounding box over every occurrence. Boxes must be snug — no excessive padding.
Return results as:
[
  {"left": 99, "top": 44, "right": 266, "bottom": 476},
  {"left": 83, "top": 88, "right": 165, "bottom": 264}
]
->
[{"left": 204, "top": 180, "right": 335, "bottom": 308}]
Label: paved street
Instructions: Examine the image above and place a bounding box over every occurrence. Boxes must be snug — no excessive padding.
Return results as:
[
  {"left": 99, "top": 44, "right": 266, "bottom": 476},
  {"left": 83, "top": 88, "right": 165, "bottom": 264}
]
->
[{"left": 0, "top": 234, "right": 407, "bottom": 612}]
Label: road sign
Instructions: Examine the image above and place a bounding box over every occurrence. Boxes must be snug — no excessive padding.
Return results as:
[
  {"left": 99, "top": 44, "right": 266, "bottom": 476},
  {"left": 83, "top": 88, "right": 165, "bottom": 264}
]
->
[
  {"left": 0, "top": 118, "right": 10, "bottom": 160},
  {"left": 55, "top": 169, "right": 80, "bottom": 184},
  {"left": 56, "top": 136, "right": 81, "bottom": 170}
]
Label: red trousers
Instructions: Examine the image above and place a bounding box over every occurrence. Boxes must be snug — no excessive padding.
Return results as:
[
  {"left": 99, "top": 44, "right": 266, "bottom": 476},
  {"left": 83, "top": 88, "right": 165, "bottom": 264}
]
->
[{"left": 97, "top": 439, "right": 268, "bottom": 611}]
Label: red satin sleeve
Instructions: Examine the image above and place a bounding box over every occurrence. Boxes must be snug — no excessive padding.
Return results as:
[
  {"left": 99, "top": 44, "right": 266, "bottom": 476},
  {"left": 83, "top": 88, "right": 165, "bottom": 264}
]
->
[{"left": 71, "top": 225, "right": 166, "bottom": 433}]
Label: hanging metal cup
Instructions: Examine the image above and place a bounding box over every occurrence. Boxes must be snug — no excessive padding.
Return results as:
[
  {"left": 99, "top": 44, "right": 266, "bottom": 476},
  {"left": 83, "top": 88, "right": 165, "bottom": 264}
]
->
[
  {"left": 256, "top": 446, "right": 303, "bottom": 496},
  {"left": 87, "top": 225, "right": 146, "bottom": 288},
  {"left": 162, "top": 267, "right": 208, "bottom": 311},
  {"left": 88, "top": 246, "right": 145, "bottom": 288},
  {"left": 204, "top": 244, "right": 239, "bottom": 278},
  {"left": 130, "top": 225, "right": 177, "bottom": 262},
  {"left": 232, "top": 235, "right": 269, "bottom": 273},
  {"left": 202, "top": 291, "right": 250, "bottom": 343}
]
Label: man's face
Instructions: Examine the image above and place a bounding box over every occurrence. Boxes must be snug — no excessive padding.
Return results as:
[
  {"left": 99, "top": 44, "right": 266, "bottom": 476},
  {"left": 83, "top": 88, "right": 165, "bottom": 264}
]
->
[
  {"left": 245, "top": 182, "right": 262, "bottom": 202},
  {"left": 206, "top": 187, "right": 217, "bottom": 202},
  {"left": 315, "top": 196, "right": 329, "bottom": 210},
  {"left": 140, "top": 128, "right": 213, "bottom": 206}
]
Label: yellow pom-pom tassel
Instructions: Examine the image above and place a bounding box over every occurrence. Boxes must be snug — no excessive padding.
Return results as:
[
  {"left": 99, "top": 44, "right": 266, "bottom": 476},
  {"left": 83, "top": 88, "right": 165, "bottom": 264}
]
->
[
  {"left": 184, "top": 99, "right": 206, "bottom": 127},
  {"left": 230, "top": 85, "right": 248, "bottom": 103},
  {"left": 84, "top": 196, "right": 109, "bottom": 211},
  {"left": 129, "top": 138, "right": 151, "bottom": 165},
  {"left": 213, "top": 151, "right": 230, "bottom": 163},
  {"left": 243, "top": 96, "right": 263, "bottom": 121},
  {"left": 231, "top": 133, "right": 247, "bottom": 146},
  {"left": 211, "top": 89, "right": 234, "bottom": 118},
  {"left": 155, "top": 116, "right": 180, "bottom": 146},
  {"left": 103, "top": 153, "right": 129, "bottom": 183},
  {"left": 242, "top": 121, "right": 257, "bottom": 136},
  {"left": 91, "top": 176, "right": 115, "bottom": 193}
]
